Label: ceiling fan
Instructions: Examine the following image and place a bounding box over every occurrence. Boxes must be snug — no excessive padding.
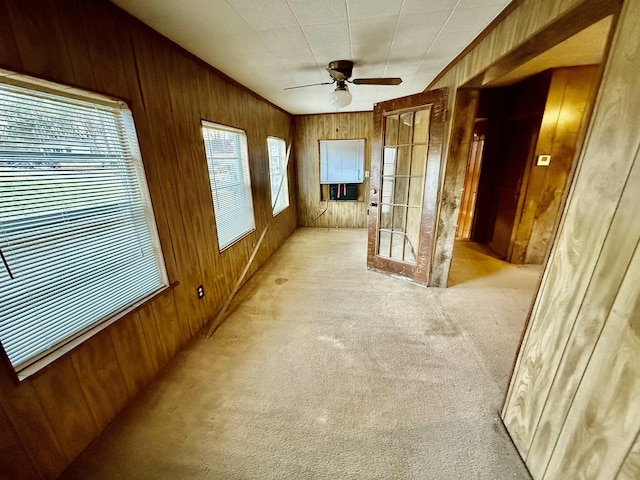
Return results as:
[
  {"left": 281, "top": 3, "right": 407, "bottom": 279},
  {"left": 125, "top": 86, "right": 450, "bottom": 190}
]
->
[{"left": 285, "top": 60, "right": 402, "bottom": 108}]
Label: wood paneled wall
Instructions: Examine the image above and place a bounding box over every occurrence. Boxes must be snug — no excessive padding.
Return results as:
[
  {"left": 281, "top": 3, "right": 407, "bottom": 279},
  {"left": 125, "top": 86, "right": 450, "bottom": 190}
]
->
[
  {"left": 511, "top": 65, "right": 599, "bottom": 264},
  {"left": 294, "top": 112, "right": 372, "bottom": 228},
  {"left": 0, "top": 0, "right": 296, "bottom": 478},
  {"left": 502, "top": 0, "right": 640, "bottom": 477}
]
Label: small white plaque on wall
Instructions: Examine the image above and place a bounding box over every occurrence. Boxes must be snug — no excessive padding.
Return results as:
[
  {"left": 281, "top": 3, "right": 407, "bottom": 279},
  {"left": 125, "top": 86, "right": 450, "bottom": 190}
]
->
[
  {"left": 319, "top": 139, "right": 365, "bottom": 184},
  {"left": 537, "top": 154, "right": 551, "bottom": 166}
]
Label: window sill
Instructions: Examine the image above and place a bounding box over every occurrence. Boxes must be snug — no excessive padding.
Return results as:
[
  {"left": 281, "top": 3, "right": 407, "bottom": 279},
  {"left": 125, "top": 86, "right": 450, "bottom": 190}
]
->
[{"left": 14, "top": 281, "right": 179, "bottom": 382}]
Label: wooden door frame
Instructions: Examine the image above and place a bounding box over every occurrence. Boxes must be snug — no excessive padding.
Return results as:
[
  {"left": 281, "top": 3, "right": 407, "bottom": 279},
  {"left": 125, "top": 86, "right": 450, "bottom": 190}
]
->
[{"left": 367, "top": 88, "right": 447, "bottom": 286}]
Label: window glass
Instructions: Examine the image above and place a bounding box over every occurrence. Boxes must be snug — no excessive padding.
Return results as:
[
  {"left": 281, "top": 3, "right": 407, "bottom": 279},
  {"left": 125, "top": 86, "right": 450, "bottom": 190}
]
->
[
  {"left": 267, "top": 136, "right": 289, "bottom": 216},
  {"left": 201, "top": 121, "right": 255, "bottom": 250},
  {"left": 0, "top": 73, "right": 168, "bottom": 373}
]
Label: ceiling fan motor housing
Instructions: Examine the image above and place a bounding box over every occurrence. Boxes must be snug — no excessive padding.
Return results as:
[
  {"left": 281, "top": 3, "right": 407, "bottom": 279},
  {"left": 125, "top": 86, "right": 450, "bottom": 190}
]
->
[{"left": 328, "top": 60, "right": 354, "bottom": 80}]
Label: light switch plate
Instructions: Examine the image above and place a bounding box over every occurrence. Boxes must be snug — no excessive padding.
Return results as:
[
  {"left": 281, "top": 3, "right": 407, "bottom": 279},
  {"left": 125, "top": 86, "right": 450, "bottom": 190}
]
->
[{"left": 537, "top": 154, "right": 551, "bottom": 166}]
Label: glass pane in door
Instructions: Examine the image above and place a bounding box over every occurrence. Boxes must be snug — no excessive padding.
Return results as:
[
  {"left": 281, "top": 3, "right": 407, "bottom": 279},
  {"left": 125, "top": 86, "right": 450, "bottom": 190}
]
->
[{"left": 377, "top": 105, "right": 432, "bottom": 263}]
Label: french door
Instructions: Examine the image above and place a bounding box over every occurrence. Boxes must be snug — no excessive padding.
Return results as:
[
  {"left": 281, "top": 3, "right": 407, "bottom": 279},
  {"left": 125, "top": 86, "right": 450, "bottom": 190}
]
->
[{"left": 367, "top": 89, "right": 447, "bottom": 285}]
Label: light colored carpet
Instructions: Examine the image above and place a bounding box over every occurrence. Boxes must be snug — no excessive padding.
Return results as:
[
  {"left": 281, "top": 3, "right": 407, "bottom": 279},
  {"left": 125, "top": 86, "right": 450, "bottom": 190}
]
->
[{"left": 62, "top": 228, "right": 539, "bottom": 479}]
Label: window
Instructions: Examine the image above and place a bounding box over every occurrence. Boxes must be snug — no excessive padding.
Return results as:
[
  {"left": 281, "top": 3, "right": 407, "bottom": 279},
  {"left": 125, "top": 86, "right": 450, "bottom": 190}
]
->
[
  {"left": 319, "top": 139, "right": 365, "bottom": 184},
  {"left": 0, "top": 71, "right": 168, "bottom": 375},
  {"left": 201, "top": 121, "right": 255, "bottom": 251},
  {"left": 319, "top": 139, "right": 366, "bottom": 202},
  {"left": 267, "top": 136, "right": 289, "bottom": 216}
]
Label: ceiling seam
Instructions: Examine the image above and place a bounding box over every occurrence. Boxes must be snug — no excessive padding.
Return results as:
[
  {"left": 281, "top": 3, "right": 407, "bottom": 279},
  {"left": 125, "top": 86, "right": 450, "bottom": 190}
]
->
[
  {"left": 345, "top": 0, "right": 353, "bottom": 62},
  {"left": 382, "top": 0, "right": 406, "bottom": 78},
  {"left": 409, "top": 0, "right": 463, "bottom": 84},
  {"left": 284, "top": 0, "right": 325, "bottom": 77},
  {"left": 222, "top": 0, "right": 261, "bottom": 38}
]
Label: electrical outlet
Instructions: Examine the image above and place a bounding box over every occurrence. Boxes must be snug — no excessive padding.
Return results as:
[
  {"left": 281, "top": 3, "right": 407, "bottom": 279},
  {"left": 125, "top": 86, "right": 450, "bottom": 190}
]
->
[{"left": 197, "top": 285, "right": 204, "bottom": 299}]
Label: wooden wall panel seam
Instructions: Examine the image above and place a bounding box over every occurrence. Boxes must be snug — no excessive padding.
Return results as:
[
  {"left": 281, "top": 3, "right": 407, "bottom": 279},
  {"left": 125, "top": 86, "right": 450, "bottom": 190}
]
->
[
  {"left": 31, "top": 358, "right": 99, "bottom": 462},
  {"left": 106, "top": 327, "right": 135, "bottom": 399},
  {"left": 0, "top": 401, "right": 41, "bottom": 479},
  {"left": 541, "top": 236, "right": 640, "bottom": 478},
  {"left": 128, "top": 28, "right": 182, "bottom": 282},
  {"left": 69, "top": 356, "right": 104, "bottom": 437},
  {"left": 616, "top": 430, "right": 640, "bottom": 479},
  {"left": 0, "top": 0, "right": 22, "bottom": 71}
]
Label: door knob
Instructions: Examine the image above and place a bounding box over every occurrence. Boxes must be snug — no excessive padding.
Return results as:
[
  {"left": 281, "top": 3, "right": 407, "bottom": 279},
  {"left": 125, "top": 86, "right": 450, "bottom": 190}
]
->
[{"left": 370, "top": 202, "right": 378, "bottom": 207}]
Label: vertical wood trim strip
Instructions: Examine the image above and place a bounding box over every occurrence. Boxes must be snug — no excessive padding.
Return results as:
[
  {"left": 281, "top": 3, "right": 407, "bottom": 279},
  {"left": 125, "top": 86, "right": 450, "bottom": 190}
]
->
[{"left": 616, "top": 430, "right": 640, "bottom": 480}]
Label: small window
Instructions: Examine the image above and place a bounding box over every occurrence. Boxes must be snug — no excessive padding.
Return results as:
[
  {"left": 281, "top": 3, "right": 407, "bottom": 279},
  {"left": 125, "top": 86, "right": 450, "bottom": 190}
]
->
[
  {"left": 201, "top": 121, "right": 255, "bottom": 251},
  {"left": 319, "top": 139, "right": 365, "bottom": 184},
  {"left": 267, "top": 136, "right": 289, "bottom": 216},
  {"left": 0, "top": 71, "right": 168, "bottom": 375}
]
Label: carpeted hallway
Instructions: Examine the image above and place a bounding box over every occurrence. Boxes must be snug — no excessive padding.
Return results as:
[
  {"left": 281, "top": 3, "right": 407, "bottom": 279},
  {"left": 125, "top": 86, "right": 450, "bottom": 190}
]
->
[{"left": 62, "top": 228, "right": 540, "bottom": 479}]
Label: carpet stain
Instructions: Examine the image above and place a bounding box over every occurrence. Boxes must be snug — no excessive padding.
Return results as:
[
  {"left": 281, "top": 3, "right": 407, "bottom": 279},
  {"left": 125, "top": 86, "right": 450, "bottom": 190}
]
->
[
  {"left": 275, "top": 277, "right": 288, "bottom": 285},
  {"left": 318, "top": 335, "right": 345, "bottom": 349},
  {"left": 423, "top": 313, "right": 461, "bottom": 337}
]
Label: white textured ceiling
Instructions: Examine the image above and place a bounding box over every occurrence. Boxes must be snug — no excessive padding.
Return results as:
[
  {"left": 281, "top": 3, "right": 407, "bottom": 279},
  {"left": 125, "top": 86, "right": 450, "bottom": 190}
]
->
[{"left": 110, "top": 0, "right": 512, "bottom": 114}]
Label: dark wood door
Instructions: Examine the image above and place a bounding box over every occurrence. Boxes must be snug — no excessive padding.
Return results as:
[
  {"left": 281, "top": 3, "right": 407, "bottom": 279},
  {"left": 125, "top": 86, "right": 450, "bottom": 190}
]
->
[
  {"left": 367, "top": 89, "right": 447, "bottom": 285},
  {"left": 456, "top": 119, "right": 486, "bottom": 239},
  {"left": 488, "top": 116, "right": 538, "bottom": 258}
]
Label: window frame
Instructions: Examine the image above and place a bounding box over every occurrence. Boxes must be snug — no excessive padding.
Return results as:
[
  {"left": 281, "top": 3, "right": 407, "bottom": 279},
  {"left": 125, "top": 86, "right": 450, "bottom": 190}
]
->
[
  {"left": 267, "top": 136, "right": 290, "bottom": 216},
  {"left": 0, "top": 69, "right": 169, "bottom": 380},
  {"left": 201, "top": 120, "right": 256, "bottom": 251}
]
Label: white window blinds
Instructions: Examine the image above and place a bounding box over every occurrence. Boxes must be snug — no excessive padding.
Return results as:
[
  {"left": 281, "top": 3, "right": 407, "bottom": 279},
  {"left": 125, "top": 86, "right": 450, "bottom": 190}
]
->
[
  {"left": 267, "top": 136, "right": 289, "bottom": 216},
  {"left": 201, "top": 121, "right": 255, "bottom": 251},
  {"left": 0, "top": 74, "right": 168, "bottom": 373}
]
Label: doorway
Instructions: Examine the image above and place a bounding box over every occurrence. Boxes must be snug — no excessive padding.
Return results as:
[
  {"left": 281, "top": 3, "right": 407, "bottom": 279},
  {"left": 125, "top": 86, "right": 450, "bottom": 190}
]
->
[{"left": 452, "top": 16, "right": 614, "bottom": 277}]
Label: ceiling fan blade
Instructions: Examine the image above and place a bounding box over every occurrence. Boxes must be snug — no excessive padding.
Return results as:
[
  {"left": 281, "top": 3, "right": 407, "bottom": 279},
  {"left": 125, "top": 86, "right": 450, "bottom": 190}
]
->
[
  {"left": 284, "top": 81, "right": 334, "bottom": 90},
  {"left": 351, "top": 77, "right": 403, "bottom": 86}
]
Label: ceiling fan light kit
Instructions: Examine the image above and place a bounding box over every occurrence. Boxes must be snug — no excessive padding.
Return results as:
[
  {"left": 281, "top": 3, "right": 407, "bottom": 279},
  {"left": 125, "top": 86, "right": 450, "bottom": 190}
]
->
[
  {"left": 329, "top": 82, "right": 352, "bottom": 108},
  {"left": 285, "top": 60, "right": 402, "bottom": 109}
]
